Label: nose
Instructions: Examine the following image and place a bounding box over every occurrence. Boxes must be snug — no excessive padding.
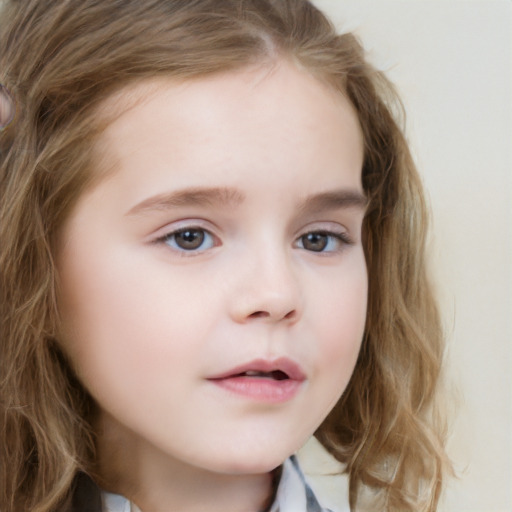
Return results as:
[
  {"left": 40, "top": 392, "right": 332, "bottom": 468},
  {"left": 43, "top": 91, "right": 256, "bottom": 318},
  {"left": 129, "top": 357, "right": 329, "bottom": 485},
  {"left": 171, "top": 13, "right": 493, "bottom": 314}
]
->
[{"left": 229, "top": 246, "right": 302, "bottom": 325}]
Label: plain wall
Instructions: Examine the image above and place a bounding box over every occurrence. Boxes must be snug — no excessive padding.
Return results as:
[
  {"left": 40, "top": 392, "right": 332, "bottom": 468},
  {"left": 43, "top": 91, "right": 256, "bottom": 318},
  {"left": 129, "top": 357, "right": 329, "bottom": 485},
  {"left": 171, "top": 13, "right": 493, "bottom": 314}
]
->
[{"left": 302, "top": 1, "right": 512, "bottom": 511}]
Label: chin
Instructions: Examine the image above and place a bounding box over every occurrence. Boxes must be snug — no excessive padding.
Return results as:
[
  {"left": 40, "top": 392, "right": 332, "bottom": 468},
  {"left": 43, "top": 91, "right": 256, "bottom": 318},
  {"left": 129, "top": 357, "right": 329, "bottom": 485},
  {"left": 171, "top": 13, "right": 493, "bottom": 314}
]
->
[{"left": 209, "top": 445, "right": 297, "bottom": 475}]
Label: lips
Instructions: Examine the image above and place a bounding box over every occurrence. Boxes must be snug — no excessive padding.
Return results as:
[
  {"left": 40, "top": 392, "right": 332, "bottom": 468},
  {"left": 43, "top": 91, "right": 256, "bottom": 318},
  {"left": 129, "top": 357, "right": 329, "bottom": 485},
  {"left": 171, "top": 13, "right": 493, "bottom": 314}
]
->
[
  {"left": 207, "top": 358, "right": 306, "bottom": 403},
  {"left": 209, "top": 357, "right": 306, "bottom": 381}
]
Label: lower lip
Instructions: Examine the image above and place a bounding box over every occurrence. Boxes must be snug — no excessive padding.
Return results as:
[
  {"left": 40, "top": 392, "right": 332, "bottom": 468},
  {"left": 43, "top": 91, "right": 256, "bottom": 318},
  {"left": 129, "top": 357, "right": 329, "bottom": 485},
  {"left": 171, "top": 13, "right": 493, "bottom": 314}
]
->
[{"left": 209, "top": 376, "right": 303, "bottom": 403}]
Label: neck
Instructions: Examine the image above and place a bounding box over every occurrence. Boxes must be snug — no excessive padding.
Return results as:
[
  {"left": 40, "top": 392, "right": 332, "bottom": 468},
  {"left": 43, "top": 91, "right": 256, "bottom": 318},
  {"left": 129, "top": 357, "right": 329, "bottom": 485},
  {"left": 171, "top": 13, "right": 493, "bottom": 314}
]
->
[{"left": 93, "top": 414, "right": 275, "bottom": 512}]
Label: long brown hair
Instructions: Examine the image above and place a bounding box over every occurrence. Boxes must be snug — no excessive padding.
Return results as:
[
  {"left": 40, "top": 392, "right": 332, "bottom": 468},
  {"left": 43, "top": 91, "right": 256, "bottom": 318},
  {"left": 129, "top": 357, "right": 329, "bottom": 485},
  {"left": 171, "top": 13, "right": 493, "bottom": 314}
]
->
[{"left": 0, "top": 1, "right": 450, "bottom": 510}]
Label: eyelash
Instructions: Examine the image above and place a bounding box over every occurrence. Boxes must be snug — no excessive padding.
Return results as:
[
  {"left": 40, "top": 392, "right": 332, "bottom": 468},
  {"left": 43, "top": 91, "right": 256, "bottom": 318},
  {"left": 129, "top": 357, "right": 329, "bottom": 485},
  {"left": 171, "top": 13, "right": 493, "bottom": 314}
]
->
[{"left": 154, "top": 227, "right": 353, "bottom": 256}]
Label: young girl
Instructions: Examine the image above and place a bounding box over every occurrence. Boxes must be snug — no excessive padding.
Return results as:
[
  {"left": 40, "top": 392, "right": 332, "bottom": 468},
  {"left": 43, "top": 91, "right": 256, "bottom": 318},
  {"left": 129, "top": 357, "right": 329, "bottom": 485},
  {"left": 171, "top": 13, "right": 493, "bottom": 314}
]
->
[{"left": 0, "top": 1, "right": 451, "bottom": 511}]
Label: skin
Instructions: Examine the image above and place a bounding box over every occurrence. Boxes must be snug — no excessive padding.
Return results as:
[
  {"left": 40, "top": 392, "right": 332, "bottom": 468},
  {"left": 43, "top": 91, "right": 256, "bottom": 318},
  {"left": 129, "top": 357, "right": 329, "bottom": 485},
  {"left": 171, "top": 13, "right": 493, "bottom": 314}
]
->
[{"left": 57, "top": 59, "right": 368, "bottom": 512}]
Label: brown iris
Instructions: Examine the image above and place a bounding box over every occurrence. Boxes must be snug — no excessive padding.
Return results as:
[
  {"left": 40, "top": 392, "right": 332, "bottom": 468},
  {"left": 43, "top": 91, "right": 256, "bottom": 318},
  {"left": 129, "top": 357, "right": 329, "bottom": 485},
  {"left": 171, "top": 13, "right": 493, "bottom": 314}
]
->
[
  {"left": 301, "top": 232, "right": 329, "bottom": 252},
  {"left": 173, "top": 229, "right": 206, "bottom": 250}
]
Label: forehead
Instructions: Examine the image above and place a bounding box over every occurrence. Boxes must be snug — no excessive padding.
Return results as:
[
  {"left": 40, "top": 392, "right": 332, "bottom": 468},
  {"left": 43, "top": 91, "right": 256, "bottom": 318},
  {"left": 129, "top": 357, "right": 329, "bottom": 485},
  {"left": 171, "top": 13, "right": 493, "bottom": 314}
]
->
[
  {"left": 99, "top": 59, "right": 360, "bottom": 139},
  {"left": 90, "top": 60, "right": 363, "bottom": 198}
]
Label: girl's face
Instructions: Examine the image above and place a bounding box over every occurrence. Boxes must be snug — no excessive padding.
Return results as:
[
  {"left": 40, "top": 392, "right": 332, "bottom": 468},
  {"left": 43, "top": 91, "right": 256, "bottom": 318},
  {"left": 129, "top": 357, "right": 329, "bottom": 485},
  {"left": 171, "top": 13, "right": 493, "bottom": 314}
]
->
[{"left": 57, "top": 61, "right": 367, "bottom": 477}]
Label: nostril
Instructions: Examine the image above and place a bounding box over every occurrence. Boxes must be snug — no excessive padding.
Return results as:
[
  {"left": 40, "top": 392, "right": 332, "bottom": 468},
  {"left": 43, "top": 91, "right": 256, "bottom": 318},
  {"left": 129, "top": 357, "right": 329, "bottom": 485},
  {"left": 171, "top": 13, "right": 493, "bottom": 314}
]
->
[
  {"left": 247, "top": 309, "right": 297, "bottom": 321},
  {"left": 249, "top": 311, "right": 270, "bottom": 319}
]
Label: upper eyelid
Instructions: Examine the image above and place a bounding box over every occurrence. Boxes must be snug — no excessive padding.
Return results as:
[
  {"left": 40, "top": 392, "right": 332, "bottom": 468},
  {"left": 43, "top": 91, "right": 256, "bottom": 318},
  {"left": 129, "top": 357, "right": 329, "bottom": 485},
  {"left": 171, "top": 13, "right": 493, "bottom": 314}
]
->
[
  {"left": 149, "top": 219, "right": 218, "bottom": 240},
  {"left": 296, "top": 230, "right": 353, "bottom": 245},
  {"left": 148, "top": 219, "right": 355, "bottom": 242},
  {"left": 294, "top": 220, "right": 351, "bottom": 238}
]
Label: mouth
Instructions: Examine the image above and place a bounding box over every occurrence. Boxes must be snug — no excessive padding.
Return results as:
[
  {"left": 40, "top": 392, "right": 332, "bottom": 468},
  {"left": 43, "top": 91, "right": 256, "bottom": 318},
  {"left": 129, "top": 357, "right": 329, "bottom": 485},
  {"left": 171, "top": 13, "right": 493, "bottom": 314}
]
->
[
  {"left": 207, "top": 358, "right": 306, "bottom": 403},
  {"left": 209, "top": 358, "right": 306, "bottom": 382}
]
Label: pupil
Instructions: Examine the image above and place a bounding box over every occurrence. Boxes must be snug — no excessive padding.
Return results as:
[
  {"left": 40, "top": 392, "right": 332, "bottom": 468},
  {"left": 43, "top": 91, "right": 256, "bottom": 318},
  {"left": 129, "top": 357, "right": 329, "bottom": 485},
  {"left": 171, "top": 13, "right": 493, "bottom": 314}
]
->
[
  {"left": 303, "top": 233, "right": 327, "bottom": 252},
  {"left": 176, "top": 229, "right": 204, "bottom": 250}
]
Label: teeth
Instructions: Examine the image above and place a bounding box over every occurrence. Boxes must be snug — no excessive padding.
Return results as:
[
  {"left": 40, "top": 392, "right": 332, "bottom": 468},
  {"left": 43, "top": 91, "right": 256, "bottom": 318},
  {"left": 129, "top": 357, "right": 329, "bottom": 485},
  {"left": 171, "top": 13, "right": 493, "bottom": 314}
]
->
[
  {"left": 241, "top": 370, "right": 289, "bottom": 380},
  {"left": 244, "top": 371, "right": 265, "bottom": 377}
]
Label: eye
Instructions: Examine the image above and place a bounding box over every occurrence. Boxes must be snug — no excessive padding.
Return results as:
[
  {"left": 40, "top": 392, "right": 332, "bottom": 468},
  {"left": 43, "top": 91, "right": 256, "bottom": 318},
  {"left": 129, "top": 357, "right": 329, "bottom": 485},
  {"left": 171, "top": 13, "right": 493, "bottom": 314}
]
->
[
  {"left": 160, "top": 228, "right": 216, "bottom": 252},
  {"left": 296, "top": 231, "right": 352, "bottom": 253}
]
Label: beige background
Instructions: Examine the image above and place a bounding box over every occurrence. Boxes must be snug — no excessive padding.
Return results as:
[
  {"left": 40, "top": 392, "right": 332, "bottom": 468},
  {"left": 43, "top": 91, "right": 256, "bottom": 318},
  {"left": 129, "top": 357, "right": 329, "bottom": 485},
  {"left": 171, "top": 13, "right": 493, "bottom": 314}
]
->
[{"left": 300, "top": 1, "right": 512, "bottom": 511}]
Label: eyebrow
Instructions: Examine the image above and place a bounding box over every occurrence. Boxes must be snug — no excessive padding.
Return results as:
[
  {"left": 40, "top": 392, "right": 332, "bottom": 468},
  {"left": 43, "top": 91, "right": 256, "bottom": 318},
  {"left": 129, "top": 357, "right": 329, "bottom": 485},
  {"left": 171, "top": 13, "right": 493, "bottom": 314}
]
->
[
  {"left": 126, "top": 186, "right": 367, "bottom": 216},
  {"left": 126, "top": 186, "right": 246, "bottom": 216},
  {"left": 297, "top": 189, "right": 368, "bottom": 215}
]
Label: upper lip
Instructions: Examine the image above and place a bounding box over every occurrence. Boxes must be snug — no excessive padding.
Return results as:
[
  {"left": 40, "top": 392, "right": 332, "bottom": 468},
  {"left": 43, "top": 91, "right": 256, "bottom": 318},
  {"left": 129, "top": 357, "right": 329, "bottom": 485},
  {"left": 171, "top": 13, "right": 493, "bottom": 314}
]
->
[{"left": 208, "top": 357, "right": 306, "bottom": 381}]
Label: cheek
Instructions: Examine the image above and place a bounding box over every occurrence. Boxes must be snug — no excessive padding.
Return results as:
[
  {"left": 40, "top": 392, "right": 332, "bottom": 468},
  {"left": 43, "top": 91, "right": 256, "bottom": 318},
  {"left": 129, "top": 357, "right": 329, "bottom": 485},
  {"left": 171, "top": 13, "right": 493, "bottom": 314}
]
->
[
  {"left": 57, "top": 244, "right": 203, "bottom": 388},
  {"left": 311, "top": 261, "right": 367, "bottom": 390}
]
